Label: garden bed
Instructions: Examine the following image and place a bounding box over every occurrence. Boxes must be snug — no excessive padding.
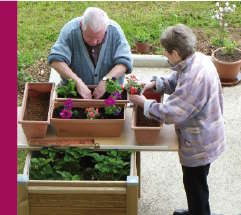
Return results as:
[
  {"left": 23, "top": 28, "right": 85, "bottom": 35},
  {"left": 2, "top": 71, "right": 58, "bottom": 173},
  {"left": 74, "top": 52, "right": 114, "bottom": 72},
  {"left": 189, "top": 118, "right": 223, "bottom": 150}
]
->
[{"left": 18, "top": 149, "right": 139, "bottom": 215}]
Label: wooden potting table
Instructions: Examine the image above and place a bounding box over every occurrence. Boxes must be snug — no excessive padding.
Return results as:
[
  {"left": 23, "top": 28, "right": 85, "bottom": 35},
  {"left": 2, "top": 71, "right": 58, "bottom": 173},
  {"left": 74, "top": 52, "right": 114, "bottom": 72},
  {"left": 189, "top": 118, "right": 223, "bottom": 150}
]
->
[{"left": 17, "top": 68, "right": 179, "bottom": 215}]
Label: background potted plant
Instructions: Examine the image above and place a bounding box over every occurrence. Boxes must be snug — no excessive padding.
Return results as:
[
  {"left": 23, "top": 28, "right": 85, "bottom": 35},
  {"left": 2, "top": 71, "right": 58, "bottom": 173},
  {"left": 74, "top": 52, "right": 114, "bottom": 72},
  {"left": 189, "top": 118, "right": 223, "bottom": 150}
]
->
[
  {"left": 135, "top": 29, "right": 152, "bottom": 54},
  {"left": 211, "top": 1, "right": 241, "bottom": 84}
]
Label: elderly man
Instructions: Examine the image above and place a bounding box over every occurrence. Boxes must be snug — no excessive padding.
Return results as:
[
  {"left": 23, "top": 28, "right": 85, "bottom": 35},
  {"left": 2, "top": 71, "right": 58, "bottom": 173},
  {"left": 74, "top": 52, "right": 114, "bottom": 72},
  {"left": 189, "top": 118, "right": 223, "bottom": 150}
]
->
[
  {"left": 130, "top": 24, "right": 225, "bottom": 215},
  {"left": 48, "top": 7, "right": 132, "bottom": 99}
]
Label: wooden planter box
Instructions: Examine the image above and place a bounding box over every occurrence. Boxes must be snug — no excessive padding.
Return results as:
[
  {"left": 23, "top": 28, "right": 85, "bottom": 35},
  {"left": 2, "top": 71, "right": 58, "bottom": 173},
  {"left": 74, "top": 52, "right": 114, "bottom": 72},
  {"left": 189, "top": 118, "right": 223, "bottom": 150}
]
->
[
  {"left": 18, "top": 82, "right": 55, "bottom": 139},
  {"left": 18, "top": 151, "right": 139, "bottom": 215},
  {"left": 51, "top": 101, "right": 126, "bottom": 137},
  {"left": 56, "top": 85, "right": 128, "bottom": 104}
]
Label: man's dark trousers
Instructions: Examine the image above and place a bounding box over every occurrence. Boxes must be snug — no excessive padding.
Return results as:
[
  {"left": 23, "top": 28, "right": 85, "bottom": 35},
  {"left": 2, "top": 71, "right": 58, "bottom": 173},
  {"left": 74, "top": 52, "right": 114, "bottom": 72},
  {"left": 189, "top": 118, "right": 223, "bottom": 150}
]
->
[{"left": 182, "top": 163, "right": 211, "bottom": 215}]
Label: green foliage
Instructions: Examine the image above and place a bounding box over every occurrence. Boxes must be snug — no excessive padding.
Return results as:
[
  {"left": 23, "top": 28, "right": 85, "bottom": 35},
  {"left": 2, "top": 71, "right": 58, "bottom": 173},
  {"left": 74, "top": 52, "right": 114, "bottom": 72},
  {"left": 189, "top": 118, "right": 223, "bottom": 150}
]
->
[
  {"left": 17, "top": 70, "right": 33, "bottom": 91},
  {"left": 105, "top": 78, "right": 122, "bottom": 95},
  {"left": 56, "top": 79, "right": 78, "bottom": 98},
  {"left": 30, "top": 148, "right": 131, "bottom": 181},
  {"left": 135, "top": 29, "right": 151, "bottom": 43},
  {"left": 104, "top": 105, "right": 121, "bottom": 116},
  {"left": 223, "top": 39, "right": 237, "bottom": 55}
]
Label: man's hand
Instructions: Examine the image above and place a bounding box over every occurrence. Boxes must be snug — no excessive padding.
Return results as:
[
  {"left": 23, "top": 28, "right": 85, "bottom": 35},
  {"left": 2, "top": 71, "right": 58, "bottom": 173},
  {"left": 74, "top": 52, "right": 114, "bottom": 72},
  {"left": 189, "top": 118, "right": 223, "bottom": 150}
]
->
[
  {"left": 93, "top": 80, "right": 106, "bottom": 99},
  {"left": 76, "top": 80, "right": 92, "bottom": 99},
  {"left": 129, "top": 94, "right": 146, "bottom": 108},
  {"left": 143, "top": 81, "right": 156, "bottom": 93}
]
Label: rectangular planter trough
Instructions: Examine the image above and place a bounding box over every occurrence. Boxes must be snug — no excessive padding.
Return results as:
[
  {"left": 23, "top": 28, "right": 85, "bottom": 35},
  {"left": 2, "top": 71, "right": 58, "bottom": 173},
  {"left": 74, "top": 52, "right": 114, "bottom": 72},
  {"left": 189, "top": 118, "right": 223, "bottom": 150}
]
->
[
  {"left": 18, "top": 82, "right": 54, "bottom": 139},
  {"left": 51, "top": 101, "right": 126, "bottom": 137},
  {"left": 17, "top": 151, "right": 139, "bottom": 215}
]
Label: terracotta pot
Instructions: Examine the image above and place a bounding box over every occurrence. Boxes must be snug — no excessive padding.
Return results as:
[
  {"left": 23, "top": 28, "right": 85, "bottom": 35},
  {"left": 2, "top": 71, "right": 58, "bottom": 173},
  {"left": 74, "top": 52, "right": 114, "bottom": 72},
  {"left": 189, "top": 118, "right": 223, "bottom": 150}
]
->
[
  {"left": 18, "top": 82, "right": 55, "bottom": 139},
  {"left": 56, "top": 85, "right": 128, "bottom": 104},
  {"left": 51, "top": 101, "right": 126, "bottom": 137},
  {"left": 135, "top": 42, "right": 152, "bottom": 54},
  {"left": 132, "top": 106, "right": 161, "bottom": 144},
  {"left": 212, "top": 47, "right": 241, "bottom": 82}
]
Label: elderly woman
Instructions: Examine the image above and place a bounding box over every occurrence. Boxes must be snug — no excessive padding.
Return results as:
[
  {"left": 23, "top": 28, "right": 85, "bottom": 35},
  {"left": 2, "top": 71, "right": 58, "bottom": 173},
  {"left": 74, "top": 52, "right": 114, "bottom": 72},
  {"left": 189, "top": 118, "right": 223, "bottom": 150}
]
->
[{"left": 130, "top": 24, "right": 225, "bottom": 215}]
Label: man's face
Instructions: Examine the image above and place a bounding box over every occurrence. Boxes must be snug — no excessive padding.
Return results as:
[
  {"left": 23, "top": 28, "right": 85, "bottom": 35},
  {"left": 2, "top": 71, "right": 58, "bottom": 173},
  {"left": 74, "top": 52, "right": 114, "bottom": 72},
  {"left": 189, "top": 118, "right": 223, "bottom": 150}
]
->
[{"left": 82, "top": 25, "right": 106, "bottom": 46}]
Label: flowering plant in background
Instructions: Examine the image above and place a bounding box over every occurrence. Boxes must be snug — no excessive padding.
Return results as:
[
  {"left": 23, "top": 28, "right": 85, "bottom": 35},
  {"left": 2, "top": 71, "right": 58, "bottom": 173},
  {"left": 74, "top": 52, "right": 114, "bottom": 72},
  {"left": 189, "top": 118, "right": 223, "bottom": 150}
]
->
[
  {"left": 211, "top": 1, "right": 236, "bottom": 53},
  {"left": 125, "top": 75, "right": 144, "bottom": 95},
  {"left": 60, "top": 99, "right": 73, "bottom": 119},
  {"left": 85, "top": 107, "right": 100, "bottom": 120}
]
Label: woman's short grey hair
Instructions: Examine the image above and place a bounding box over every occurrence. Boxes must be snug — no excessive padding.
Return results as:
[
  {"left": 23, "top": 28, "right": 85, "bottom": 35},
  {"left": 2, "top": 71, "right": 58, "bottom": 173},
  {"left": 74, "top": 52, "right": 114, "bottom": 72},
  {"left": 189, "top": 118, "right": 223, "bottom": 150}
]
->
[
  {"left": 160, "top": 24, "right": 196, "bottom": 59},
  {"left": 82, "top": 7, "right": 110, "bottom": 32}
]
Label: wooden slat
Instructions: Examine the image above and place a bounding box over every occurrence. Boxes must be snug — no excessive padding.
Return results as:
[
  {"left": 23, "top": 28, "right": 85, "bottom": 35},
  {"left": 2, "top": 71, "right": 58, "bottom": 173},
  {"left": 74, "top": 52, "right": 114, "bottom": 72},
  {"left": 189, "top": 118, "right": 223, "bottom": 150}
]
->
[
  {"left": 30, "top": 207, "right": 126, "bottom": 215},
  {"left": 28, "top": 180, "right": 126, "bottom": 187},
  {"left": 29, "top": 193, "right": 126, "bottom": 208},
  {"left": 28, "top": 186, "right": 126, "bottom": 195}
]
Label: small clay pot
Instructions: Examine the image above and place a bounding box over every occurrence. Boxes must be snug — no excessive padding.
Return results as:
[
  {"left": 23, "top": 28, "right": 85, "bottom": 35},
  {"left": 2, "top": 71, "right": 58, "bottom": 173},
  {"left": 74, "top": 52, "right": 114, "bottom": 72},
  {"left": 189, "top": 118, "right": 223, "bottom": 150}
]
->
[{"left": 135, "top": 42, "right": 152, "bottom": 54}]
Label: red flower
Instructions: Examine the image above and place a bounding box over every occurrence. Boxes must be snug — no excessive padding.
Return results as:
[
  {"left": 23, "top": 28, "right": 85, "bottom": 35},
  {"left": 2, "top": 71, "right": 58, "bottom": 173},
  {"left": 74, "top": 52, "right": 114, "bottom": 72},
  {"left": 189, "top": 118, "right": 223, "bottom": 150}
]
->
[{"left": 130, "top": 86, "right": 137, "bottom": 95}]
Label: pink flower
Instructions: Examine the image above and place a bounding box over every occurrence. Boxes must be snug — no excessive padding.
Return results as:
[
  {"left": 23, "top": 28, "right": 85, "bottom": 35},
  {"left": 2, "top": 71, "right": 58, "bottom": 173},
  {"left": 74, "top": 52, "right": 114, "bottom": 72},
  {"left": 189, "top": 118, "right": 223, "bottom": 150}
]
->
[
  {"left": 104, "top": 96, "right": 116, "bottom": 106},
  {"left": 64, "top": 99, "right": 73, "bottom": 110},
  {"left": 60, "top": 109, "right": 72, "bottom": 119}
]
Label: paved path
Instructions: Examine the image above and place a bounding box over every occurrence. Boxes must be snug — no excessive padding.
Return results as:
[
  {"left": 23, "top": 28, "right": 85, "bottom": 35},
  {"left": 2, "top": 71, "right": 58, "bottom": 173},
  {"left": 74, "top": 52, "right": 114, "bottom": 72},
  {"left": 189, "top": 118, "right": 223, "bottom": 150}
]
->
[{"left": 133, "top": 68, "right": 241, "bottom": 215}]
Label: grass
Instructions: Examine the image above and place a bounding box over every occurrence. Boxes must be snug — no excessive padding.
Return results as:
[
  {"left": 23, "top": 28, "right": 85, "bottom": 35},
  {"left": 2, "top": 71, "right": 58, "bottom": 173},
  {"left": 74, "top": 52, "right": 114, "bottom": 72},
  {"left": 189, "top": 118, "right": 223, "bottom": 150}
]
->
[{"left": 17, "top": 1, "right": 241, "bottom": 173}]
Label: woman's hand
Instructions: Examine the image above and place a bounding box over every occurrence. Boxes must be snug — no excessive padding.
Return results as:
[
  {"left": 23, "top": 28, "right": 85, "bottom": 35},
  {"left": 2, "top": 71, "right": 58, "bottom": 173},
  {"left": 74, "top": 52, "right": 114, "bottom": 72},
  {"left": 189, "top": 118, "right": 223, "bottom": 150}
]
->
[
  {"left": 129, "top": 94, "right": 146, "bottom": 108},
  {"left": 143, "top": 81, "right": 156, "bottom": 93}
]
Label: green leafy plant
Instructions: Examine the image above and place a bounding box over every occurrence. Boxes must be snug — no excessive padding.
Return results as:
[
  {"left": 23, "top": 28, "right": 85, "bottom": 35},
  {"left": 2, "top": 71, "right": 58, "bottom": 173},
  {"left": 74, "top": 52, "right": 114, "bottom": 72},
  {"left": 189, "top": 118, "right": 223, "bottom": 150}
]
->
[
  {"left": 56, "top": 79, "right": 78, "bottom": 98},
  {"left": 105, "top": 77, "right": 122, "bottom": 95},
  {"left": 30, "top": 148, "right": 131, "bottom": 181},
  {"left": 17, "top": 70, "right": 33, "bottom": 90},
  {"left": 135, "top": 30, "right": 151, "bottom": 43},
  {"left": 223, "top": 39, "right": 237, "bottom": 55}
]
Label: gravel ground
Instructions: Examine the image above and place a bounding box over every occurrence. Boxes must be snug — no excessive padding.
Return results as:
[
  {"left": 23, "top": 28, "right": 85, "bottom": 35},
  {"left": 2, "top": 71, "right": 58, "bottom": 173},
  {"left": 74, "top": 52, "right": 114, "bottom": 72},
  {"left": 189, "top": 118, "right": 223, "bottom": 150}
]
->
[{"left": 133, "top": 68, "right": 241, "bottom": 215}]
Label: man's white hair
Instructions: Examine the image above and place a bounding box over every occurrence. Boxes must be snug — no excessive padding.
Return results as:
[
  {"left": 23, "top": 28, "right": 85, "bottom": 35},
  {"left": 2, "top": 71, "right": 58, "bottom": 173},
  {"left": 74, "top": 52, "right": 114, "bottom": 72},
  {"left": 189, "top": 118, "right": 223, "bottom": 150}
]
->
[{"left": 82, "top": 7, "right": 110, "bottom": 32}]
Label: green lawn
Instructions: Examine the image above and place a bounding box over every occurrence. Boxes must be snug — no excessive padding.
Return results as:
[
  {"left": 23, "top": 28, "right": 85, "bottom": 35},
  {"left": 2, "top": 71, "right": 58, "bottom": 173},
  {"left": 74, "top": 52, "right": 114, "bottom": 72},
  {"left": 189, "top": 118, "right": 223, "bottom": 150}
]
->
[
  {"left": 17, "top": 1, "right": 241, "bottom": 173},
  {"left": 18, "top": 1, "right": 241, "bottom": 71}
]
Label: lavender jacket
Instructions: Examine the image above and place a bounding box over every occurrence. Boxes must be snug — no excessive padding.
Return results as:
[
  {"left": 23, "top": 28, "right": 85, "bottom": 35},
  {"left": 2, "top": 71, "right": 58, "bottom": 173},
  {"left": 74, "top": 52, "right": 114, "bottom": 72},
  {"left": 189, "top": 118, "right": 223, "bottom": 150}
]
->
[{"left": 144, "top": 52, "right": 225, "bottom": 167}]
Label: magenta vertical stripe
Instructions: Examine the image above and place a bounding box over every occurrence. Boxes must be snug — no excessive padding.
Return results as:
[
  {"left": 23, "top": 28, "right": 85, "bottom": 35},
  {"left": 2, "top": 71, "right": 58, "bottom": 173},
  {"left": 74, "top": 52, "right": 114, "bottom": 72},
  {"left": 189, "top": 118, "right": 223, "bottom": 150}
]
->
[{"left": 0, "top": 1, "right": 17, "bottom": 215}]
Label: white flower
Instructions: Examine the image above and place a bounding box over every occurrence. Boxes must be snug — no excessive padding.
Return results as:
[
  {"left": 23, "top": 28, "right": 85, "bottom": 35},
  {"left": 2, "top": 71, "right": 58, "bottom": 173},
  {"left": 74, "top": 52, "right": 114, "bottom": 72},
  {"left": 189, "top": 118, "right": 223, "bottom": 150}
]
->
[
  {"left": 216, "top": 2, "right": 220, "bottom": 7},
  {"left": 224, "top": 23, "right": 228, "bottom": 27},
  {"left": 224, "top": 7, "right": 229, "bottom": 12},
  {"left": 225, "top": 2, "right": 229, "bottom": 7},
  {"left": 219, "top": 7, "right": 224, "bottom": 12}
]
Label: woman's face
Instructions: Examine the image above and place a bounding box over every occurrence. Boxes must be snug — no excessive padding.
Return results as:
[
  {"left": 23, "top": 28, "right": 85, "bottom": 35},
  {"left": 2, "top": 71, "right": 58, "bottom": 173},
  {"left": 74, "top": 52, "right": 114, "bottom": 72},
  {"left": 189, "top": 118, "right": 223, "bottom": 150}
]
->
[{"left": 163, "top": 50, "right": 182, "bottom": 66}]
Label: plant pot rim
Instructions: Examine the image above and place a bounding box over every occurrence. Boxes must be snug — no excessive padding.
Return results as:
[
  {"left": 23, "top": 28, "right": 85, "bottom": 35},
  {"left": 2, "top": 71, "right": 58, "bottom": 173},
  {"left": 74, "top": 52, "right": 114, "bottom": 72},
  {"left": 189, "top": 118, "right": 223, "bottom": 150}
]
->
[{"left": 211, "top": 47, "right": 241, "bottom": 65}]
